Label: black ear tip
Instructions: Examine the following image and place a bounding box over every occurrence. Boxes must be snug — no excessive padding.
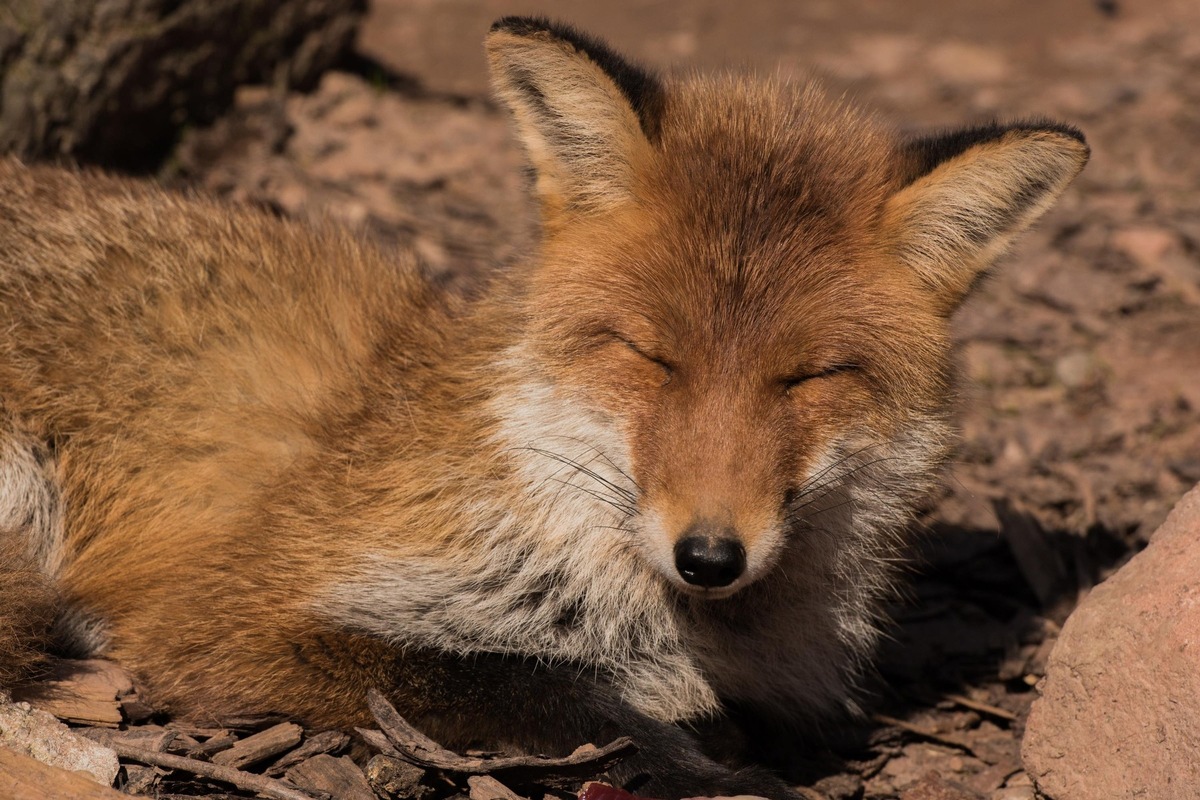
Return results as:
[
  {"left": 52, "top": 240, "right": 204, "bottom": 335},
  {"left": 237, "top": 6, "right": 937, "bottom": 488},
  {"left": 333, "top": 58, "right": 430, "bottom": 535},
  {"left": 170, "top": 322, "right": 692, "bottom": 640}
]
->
[
  {"left": 1018, "top": 118, "right": 1087, "bottom": 147},
  {"left": 489, "top": 16, "right": 565, "bottom": 37},
  {"left": 907, "top": 118, "right": 1089, "bottom": 181}
]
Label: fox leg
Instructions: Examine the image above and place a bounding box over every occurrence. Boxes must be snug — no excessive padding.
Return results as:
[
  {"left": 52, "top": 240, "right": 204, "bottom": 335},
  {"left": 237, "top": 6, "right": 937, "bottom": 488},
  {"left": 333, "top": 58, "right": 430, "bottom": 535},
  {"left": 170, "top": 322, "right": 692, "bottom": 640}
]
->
[{"left": 289, "top": 628, "right": 799, "bottom": 800}]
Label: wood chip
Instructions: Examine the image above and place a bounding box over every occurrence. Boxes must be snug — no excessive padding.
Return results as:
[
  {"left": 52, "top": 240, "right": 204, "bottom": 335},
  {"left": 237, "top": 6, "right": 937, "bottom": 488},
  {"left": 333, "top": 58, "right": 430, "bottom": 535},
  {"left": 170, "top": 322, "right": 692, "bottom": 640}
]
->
[
  {"left": 12, "top": 659, "right": 135, "bottom": 727},
  {"left": 121, "top": 764, "right": 163, "bottom": 794},
  {"left": 165, "top": 724, "right": 228, "bottom": 738},
  {"left": 185, "top": 729, "right": 237, "bottom": 759},
  {"left": 266, "top": 730, "right": 350, "bottom": 776},
  {"left": 365, "top": 754, "right": 437, "bottom": 800},
  {"left": 79, "top": 725, "right": 178, "bottom": 753},
  {"left": 0, "top": 745, "right": 127, "bottom": 800},
  {"left": 285, "top": 754, "right": 376, "bottom": 800},
  {"left": 469, "top": 774, "right": 529, "bottom": 800},
  {"left": 367, "top": 689, "right": 636, "bottom": 789},
  {"left": 210, "top": 722, "right": 302, "bottom": 769}
]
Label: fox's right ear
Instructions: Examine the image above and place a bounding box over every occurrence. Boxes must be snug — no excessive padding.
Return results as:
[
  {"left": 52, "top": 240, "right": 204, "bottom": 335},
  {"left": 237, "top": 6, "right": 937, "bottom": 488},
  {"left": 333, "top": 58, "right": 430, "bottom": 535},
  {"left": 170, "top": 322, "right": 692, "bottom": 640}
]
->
[{"left": 486, "top": 17, "right": 663, "bottom": 217}]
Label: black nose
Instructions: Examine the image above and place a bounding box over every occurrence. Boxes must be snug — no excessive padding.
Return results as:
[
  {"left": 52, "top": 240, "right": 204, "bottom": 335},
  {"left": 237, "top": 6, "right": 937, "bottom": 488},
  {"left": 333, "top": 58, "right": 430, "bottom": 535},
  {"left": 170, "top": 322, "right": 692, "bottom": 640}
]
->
[{"left": 674, "top": 534, "right": 746, "bottom": 588}]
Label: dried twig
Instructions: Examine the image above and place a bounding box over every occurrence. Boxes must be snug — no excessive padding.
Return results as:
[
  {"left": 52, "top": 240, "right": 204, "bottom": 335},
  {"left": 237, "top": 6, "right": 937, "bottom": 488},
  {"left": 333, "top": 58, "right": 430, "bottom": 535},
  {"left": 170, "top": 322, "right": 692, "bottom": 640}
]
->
[
  {"left": 366, "top": 688, "right": 637, "bottom": 788},
  {"left": 108, "top": 740, "right": 327, "bottom": 800},
  {"left": 942, "top": 692, "right": 1018, "bottom": 722},
  {"left": 871, "top": 714, "right": 978, "bottom": 757}
]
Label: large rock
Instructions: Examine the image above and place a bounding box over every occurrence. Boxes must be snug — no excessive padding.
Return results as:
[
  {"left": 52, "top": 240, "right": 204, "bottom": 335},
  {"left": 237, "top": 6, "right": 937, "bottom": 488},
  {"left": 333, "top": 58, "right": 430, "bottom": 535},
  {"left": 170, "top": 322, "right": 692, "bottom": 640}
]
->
[
  {"left": 1022, "top": 483, "right": 1200, "bottom": 799},
  {"left": 0, "top": 698, "right": 119, "bottom": 786},
  {"left": 0, "top": 0, "right": 364, "bottom": 168}
]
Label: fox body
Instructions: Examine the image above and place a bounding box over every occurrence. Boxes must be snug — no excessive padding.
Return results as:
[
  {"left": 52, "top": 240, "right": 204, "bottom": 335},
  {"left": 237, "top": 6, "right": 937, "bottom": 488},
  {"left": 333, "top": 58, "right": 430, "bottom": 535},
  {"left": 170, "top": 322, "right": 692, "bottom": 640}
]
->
[{"left": 0, "top": 18, "right": 1086, "bottom": 798}]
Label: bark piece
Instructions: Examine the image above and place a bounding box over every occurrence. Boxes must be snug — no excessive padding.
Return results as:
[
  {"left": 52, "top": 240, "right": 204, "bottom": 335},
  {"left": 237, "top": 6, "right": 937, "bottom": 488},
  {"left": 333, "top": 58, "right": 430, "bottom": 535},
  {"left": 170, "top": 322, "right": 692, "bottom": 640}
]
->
[
  {"left": 366, "top": 753, "right": 438, "bottom": 800},
  {"left": 367, "top": 689, "right": 636, "bottom": 789},
  {"left": 79, "top": 725, "right": 177, "bottom": 754},
  {"left": 185, "top": 729, "right": 237, "bottom": 759},
  {"left": 0, "top": 0, "right": 365, "bottom": 168},
  {"left": 0, "top": 745, "right": 127, "bottom": 800},
  {"left": 0, "top": 699, "right": 120, "bottom": 785},
  {"left": 468, "top": 775, "right": 528, "bottom": 800},
  {"left": 266, "top": 729, "right": 350, "bottom": 776},
  {"left": 11, "top": 659, "right": 133, "bottom": 727},
  {"left": 210, "top": 721, "right": 303, "bottom": 769},
  {"left": 120, "top": 764, "right": 162, "bottom": 795},
  {"left": 1022, "top": 484, "right": 1200, "bottom": 799},
  {"left": 285, "top": 754, "right": 377, "bottom": 800}
]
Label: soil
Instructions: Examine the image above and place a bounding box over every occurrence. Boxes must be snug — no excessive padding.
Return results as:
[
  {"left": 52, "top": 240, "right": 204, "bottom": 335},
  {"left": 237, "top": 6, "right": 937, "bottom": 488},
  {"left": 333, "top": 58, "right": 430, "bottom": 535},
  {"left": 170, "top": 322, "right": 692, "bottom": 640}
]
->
[{"left": 36, "top": 0, "right": 1200, "bottom": 798}]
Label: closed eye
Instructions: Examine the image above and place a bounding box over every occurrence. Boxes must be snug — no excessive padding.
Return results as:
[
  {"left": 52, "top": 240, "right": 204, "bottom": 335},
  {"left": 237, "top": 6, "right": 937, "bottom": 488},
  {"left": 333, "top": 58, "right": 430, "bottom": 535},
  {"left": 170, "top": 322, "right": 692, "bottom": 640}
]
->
[
  {"left": 606, "top": 332, "right": 675, "bottom": 383},
  {"left": 782, "top": 364, "right": 859, "bottom": 391}
]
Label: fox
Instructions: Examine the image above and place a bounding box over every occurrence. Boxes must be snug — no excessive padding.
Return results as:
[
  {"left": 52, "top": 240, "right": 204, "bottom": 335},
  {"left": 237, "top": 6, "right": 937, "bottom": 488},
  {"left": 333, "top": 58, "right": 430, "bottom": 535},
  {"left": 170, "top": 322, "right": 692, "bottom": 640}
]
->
[{"left": 0, "top": 16, "right": 1086, "bottom": 799}]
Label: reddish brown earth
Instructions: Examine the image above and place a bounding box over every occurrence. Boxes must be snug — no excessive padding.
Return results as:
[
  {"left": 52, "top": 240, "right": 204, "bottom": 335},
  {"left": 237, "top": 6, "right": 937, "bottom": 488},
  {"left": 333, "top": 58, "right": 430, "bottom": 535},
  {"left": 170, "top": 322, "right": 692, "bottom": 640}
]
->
[{"left": 22, "top": 0, "right": 1200, "bottom": 798}]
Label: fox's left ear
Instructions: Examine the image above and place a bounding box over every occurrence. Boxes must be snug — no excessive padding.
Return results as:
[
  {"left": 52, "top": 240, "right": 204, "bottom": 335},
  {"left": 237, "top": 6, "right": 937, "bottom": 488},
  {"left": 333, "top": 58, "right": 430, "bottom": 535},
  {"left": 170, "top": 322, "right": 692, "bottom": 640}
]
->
[{"left": 884, "top": 122, "right": 1089, "bottom": 312}]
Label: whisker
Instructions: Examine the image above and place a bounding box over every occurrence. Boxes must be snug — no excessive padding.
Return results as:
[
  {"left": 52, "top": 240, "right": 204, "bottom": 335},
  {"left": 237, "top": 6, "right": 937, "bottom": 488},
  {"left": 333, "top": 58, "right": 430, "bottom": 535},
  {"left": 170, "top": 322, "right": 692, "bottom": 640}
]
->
[
  {"left": 535, "top": 435, "right": 644, "bottom": 494},
  {"left": 791, "top": 442, "right": 884, "bottom": 497},
  {"left": 523, "top": 447, "right": 638, "bottom": 503},
  {"left": 787, "top": 454, "right": 903, "bottom": 518},
  {"left": 548, "top": 478, "right": 636, "bottom": 517}
]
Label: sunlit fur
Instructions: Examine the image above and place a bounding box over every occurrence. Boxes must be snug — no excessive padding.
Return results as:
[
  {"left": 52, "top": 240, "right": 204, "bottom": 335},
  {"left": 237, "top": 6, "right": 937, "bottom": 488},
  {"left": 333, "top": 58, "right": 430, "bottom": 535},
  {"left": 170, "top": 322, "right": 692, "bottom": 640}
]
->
[{"left": 0, "top": 17, "right": 1086, "bottom": 766}]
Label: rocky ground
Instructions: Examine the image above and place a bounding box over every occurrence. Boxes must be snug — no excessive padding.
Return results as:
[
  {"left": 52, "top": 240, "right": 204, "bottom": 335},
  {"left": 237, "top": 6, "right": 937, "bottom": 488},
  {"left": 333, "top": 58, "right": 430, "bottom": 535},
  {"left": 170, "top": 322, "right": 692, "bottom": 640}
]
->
[{"left": 5, "top": 0, "right": 1200, "bottom": 798}]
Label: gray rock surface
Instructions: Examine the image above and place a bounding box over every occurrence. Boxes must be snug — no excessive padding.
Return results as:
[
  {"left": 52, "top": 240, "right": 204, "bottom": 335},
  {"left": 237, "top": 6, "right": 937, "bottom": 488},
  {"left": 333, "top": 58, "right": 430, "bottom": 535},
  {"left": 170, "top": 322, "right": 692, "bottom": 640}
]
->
[
  {"left": 0, "top": 698, "right": 119, "bottom": 785},
  {"left": 0, "top": 0, "right": 364, "bottom": 167},
  {"left": 1022, "top": 483, "right": 1200, "bottom": 799}
]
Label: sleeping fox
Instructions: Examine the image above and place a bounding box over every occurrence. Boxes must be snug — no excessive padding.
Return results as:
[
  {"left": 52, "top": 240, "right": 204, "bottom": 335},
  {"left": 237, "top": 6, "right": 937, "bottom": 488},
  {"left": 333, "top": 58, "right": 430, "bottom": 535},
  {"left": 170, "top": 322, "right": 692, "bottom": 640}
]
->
[{"left": 0, "top": 16, "right": 1086, "bottom": 799}]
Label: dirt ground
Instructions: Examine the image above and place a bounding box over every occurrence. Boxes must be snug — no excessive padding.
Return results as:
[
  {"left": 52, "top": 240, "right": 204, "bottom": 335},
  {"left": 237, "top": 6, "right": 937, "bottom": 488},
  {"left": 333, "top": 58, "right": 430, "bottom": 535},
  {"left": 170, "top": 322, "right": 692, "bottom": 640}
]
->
[{"left": 74, "top": 0, "right": 1200, "bottom": 797}]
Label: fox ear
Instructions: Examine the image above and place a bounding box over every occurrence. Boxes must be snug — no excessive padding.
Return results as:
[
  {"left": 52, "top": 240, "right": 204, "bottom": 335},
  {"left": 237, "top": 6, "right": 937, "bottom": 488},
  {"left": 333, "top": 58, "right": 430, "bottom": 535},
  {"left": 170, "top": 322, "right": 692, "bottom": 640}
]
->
[
  {"left": 884, "top": 122, "right": 1089, "bottom": 312},
  {"left": 486, "top": 17, "right": 663, "bottom": 216}
]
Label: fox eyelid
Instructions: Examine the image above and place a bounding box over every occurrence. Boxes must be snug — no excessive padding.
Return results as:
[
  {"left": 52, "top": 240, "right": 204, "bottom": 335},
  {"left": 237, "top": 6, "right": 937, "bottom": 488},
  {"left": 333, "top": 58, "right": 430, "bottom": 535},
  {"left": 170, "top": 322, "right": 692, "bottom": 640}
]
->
[
  {"left": 782, "top": 364, "right": 859, "bottom": 391},
  {"left": 606, "top": 331, "right": 675, "bottom": 381}
]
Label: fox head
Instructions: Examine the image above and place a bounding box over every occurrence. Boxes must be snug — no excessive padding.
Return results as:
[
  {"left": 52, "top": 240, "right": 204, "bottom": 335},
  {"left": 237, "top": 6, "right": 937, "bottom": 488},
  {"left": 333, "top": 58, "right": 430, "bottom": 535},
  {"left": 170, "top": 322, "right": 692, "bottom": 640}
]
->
[{"left": 487, "top": 18, "right": 1088, "bottom": 598}]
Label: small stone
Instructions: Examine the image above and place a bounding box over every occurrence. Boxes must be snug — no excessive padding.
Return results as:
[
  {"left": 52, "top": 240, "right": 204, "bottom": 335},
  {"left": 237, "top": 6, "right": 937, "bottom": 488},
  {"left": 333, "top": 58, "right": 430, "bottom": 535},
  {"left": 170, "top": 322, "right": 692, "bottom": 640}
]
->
[{"left": 1054, "top": 351, "right": 1099, "bottom": 389}]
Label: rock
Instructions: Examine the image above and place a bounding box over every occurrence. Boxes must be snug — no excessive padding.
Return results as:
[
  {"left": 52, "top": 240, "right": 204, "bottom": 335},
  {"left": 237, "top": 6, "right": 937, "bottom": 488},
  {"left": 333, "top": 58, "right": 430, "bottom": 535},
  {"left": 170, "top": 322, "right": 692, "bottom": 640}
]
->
[
  {"left": 0, "top": 699, "right": 119, "bottom": 786},
  {"left": 1022, "top": 483, "right": 1200, "bottom": 799},
  {"left": 0, "top": 0, "right": 364, "bottom": 168},
  {"left": 1053, "top": 351, "right": 1101, "bottom": 390},
  {"left": 0, "top": 746, "right": 126, "bottom": 800}
]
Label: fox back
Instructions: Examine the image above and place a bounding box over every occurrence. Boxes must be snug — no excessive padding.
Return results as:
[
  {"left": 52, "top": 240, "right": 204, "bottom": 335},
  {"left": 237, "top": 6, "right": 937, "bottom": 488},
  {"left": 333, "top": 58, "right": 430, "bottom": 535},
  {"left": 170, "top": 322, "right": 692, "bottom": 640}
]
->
[{"left": 0, "top": 17, "right": 1086, "bottom": 797}]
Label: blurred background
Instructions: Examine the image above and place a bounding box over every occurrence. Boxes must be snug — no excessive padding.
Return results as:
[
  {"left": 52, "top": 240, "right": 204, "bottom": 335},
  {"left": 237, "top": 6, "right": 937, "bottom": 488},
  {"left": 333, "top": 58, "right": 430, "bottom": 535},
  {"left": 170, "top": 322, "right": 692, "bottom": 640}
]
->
[{"left": 2, "top": 1, "right": 1198, "bottom": 797}]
